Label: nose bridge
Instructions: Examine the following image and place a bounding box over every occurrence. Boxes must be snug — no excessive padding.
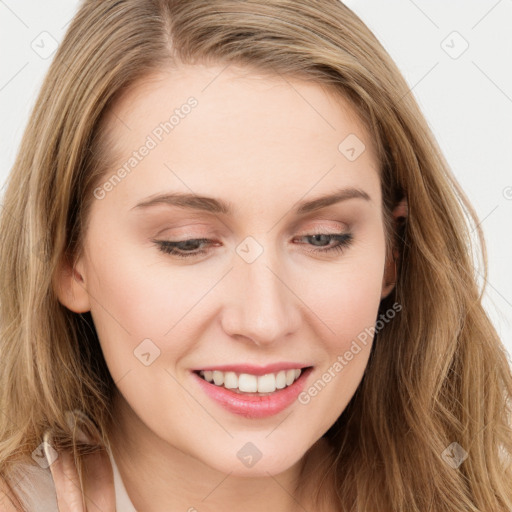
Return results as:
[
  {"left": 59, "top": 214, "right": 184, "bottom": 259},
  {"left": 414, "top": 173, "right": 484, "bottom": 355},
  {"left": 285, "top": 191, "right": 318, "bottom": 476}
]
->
[{"left": 220, "top": 238, "right": 300, "bottom": 345}]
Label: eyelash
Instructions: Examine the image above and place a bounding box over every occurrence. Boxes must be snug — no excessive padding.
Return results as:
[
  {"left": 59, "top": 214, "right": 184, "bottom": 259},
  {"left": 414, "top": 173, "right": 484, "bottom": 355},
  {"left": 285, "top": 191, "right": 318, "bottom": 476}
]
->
[{"left": 152, "top": 232, "right": 353, "bottom": 259}]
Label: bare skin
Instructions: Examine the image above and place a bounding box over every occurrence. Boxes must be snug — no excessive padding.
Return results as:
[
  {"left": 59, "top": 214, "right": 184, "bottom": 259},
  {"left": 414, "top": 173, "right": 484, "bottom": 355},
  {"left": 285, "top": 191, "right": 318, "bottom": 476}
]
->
[{"left": 55, "top": 63, "right": 406, "bottom": 511}]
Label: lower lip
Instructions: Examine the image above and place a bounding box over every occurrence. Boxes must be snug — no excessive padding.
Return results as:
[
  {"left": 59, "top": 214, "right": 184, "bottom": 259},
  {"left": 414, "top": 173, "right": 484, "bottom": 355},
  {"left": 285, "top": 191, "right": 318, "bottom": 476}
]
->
[{"left": 192, "top": 368, "right": 313, "bottom": 419}]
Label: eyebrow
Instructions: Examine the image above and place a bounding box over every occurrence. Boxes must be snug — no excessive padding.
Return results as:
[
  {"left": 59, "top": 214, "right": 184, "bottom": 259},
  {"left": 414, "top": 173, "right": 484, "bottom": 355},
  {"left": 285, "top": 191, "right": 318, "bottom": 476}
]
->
[{"left": 130, "top": 187, "right": 371, "bottom": 215}]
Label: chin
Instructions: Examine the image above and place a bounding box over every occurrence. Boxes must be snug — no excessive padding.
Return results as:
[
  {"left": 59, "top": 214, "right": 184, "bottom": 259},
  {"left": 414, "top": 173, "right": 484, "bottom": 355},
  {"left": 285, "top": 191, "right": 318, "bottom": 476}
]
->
[{"left": 201, "top": 438, "right": 309, "bottom": 477}]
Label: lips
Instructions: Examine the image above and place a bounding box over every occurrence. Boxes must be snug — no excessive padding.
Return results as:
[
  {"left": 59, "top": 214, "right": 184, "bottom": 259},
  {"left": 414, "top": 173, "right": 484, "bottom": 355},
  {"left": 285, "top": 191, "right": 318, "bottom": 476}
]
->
[{"left": 191, "top": 365, "right": 314, "bottom": 419}]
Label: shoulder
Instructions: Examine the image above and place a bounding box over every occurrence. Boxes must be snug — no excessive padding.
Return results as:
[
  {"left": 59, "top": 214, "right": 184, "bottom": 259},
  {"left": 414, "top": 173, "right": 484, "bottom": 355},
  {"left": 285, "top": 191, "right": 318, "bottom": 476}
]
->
[{"left": 0, "top": 460, "right": 58, "bottom": 512}]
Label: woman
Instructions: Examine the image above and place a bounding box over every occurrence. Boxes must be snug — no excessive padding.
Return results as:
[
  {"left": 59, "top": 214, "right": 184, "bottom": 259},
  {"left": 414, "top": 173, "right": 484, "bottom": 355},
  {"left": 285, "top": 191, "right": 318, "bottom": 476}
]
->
[{"left": 0, "top": 0, "right": 511, "bottom": 510}]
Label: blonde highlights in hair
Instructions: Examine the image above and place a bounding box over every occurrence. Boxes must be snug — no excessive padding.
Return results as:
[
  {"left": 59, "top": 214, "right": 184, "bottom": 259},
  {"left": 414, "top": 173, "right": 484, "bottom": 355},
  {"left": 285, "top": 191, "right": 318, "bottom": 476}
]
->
[{"left": 0, "top": 1, "right": 511, "bottom": 510}]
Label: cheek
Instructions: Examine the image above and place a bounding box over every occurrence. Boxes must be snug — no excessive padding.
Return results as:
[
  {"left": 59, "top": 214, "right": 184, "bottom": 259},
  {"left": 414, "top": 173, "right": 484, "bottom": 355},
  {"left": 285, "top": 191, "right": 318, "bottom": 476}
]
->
[
  {"left": 293, "top": 227, "right": 386, "bottom": 421},
  {"left": 82, "top": 238, "right": 201, "bottom": 380},
  {"left": 295, "top": 258, "right": 385, "bottom": 434},
  {"left": 315, "top": 267, "right": 383, "bottom": 334},
  {"left": 294, "top": 229, "right": 386, "bottom": 349},
  {"left": 84, "top": 210, "right": 234, "bottom": 336}
]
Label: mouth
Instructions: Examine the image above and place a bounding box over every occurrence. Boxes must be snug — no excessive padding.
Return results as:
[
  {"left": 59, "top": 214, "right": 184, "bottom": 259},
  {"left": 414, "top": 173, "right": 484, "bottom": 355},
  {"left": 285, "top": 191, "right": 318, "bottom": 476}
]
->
[
  {"left": 193, "top": 367, "right": 312, "bottom": 395},
  {"left": 191, "top": 366, "right": 314, "bottom": 418}
]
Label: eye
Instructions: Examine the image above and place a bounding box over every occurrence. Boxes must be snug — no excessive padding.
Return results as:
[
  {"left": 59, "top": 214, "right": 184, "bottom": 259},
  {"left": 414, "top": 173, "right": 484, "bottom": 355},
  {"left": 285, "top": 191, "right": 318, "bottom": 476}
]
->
[
  {"left": 293, "top": 232, "right": 353, "bottom": 255},
  {"left": 153, "top": 238, "right": 214, "bottom": 259},
  {"left": 152, "top": 232, "right": 353, "bottom": 259}
]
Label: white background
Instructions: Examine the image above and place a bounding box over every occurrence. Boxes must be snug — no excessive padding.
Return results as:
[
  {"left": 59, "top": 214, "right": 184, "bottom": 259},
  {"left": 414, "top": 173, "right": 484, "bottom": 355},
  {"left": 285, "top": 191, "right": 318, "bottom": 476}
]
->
[{"left": 1, "top": 1, "right": 511, "bottom": 361}]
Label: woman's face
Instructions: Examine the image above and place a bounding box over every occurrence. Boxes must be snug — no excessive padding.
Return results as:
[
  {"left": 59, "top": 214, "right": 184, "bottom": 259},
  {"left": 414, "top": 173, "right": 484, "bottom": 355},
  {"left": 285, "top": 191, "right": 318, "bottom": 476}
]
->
[{"left": 58, "top": 63, "right": 395, "bottom": 476}]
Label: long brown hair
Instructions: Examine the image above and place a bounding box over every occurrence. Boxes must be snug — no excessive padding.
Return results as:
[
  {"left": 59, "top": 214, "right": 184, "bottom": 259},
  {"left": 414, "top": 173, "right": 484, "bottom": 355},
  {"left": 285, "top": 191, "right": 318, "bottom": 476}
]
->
[{"left": 1, "top": 1, "right": 511, "bottom": 510}]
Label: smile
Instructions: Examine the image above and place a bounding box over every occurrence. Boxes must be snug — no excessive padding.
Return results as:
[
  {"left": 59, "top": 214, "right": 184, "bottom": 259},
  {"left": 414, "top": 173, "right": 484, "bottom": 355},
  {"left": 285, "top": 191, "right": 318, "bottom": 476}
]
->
[
  {"left": 197, "top": 368, "right": 303, "bottom": 394},
  {"left": 192, "top": 366, "right": 314, "bottom": 418}
]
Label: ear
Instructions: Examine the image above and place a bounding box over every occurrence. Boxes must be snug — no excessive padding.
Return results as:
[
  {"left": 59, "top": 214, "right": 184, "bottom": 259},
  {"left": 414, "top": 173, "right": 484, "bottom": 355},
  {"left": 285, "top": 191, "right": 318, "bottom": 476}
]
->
[
  {"left": 381, "top": 197, "right": 408, "bottom": 300},
  {"left": 53, "top": 252, "right": 91, "bottom": 313}
]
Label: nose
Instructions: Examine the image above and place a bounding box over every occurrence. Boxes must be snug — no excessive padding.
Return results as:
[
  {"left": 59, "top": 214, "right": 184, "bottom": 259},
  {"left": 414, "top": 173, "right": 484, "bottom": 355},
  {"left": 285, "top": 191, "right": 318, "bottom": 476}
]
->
[{"left": 219, "top": 244, "right": 301, "bottom": 347}]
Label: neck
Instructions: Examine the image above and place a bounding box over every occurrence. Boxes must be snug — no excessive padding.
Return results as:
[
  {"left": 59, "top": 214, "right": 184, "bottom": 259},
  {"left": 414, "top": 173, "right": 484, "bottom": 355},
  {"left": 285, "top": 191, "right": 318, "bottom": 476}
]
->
[{"left": 107, "top": 390, "right": 336, "bottom": 512}]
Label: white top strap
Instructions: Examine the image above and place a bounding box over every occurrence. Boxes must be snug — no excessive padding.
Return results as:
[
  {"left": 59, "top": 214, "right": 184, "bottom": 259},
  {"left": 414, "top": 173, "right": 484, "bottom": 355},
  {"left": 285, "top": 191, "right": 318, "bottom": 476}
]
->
[{"left": 9, "top": 446, "right": 136, "bottom": 511}]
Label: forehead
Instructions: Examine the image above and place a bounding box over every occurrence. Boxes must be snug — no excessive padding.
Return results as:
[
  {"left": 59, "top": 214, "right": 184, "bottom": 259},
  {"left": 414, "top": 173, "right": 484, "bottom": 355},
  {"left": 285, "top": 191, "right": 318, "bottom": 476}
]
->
[
  {"left": 94, "top": 63, "right": 380, "bottom": 218},
  {"left": 102, "top": 62, "right": 376, "bottom": 160}
]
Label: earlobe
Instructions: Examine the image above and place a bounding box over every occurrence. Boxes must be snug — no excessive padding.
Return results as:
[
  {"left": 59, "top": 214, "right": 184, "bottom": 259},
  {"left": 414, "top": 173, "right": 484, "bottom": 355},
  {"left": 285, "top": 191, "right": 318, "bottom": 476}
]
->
[
  {"left": 53, "top": 255, "right": 91, "bottom": 313},
  {"left": 393, "top": 196, "right": 408, "bottom": 221}
]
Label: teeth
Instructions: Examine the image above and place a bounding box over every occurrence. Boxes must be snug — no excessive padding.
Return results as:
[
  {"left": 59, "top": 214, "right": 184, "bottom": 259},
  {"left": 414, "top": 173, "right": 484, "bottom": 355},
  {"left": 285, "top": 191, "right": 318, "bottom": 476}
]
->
[
  {"left": 239, "top": 373, "right": 258, "bottom": 392},
  {"left": 258, "top": 373, "right": 276, "bottom": 393},
  {"left": 198, "top": 368, "right": 304, "bottom": 393},
  {"left": 212, "top": 370, "right": 224, "bottom": 386},
  {"left": 275, "top": 370, "right": 287, "bottom": 389},
  {"left": 224, "top": 371, "right": 238, "bottom": 389},
  {"left": 286, "top": 369, "right": 296, "bottom": 386}
]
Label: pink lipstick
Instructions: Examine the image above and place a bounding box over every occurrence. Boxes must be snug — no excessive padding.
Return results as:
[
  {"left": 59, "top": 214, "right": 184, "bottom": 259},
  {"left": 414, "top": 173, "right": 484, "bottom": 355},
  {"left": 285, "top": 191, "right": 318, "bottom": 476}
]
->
[{"left": 191, "top": 366, "right": 313, "bottom": 419}]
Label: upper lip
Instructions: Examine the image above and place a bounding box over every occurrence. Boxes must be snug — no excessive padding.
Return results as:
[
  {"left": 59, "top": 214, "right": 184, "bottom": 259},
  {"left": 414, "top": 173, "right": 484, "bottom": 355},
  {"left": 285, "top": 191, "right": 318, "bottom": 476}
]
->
[{"left": 192, "top": 363, "right": 312, "bottom": 376}]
